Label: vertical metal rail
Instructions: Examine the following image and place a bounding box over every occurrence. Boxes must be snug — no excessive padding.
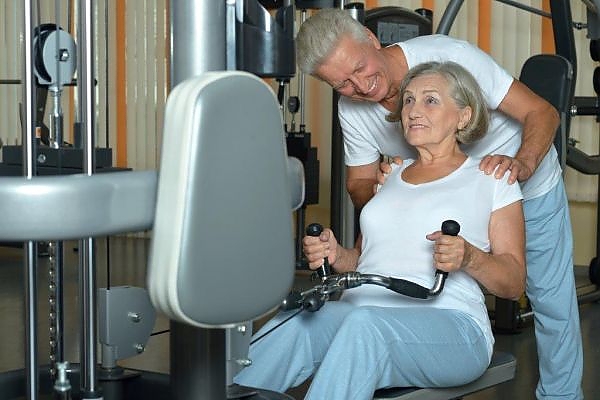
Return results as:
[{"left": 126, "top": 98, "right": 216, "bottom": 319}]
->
[
  {"left": 22, "top": 0, "right": 39, "bottom": 398},
  {"left": 435, "top": 0, "right": 464, "bottom": 34},
  {"left": 170, "top": 2, "right": 227, "bottom": 399},
  {"left": 77, "top": 0, "right": 101, "bottom": 398},
  {"left": 48, "top": 1, "right": 66, "bottom": 381},
  {"left": 299, "top": 9, "right": 307, "bottom": 129},
  {"left": 330, "top": 3, "right": 363, "bottom": 249},
  {"left": 549, "top": 0, "right": 577, "bottom": 94}
]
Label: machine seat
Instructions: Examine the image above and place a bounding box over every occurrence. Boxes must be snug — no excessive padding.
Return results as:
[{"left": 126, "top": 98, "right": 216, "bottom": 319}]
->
[{"left": 372, "top": 351, "right": 516, "bottom": 400}]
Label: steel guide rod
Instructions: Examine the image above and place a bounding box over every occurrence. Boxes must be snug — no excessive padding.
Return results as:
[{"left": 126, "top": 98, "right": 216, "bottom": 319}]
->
[
  {"left": 48, "top": 2, "right": 66, "bottom": 381},
  {"left": 77, "top": 0, "right": 101, "bottom": 398},
  {"left": 21, "top": 0, "right": 40, "bottom": 399}
]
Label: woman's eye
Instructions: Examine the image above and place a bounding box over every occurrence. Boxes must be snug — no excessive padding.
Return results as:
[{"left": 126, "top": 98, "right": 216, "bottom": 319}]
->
[{"left": 426, "top": 96, "right": 439, "bottom": 104}]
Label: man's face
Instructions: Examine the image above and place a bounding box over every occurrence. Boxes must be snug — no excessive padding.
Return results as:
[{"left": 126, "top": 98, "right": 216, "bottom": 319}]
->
[{"left": 314, "top": 32, "right": 392, "bottom": 103}]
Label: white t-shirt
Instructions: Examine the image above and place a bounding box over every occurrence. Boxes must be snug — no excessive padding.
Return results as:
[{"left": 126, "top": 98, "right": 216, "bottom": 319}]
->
[
  {"left": 339, "top": 34, "right": 561, "bottom": 200},
  {"left": 341, "top": 157, "right": 523, "bottom": 358}
]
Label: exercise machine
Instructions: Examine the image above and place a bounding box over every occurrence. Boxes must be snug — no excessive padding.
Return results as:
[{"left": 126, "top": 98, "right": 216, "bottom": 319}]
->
[{"left": 0, "top": 51, "right": 304, "bottom": 400}]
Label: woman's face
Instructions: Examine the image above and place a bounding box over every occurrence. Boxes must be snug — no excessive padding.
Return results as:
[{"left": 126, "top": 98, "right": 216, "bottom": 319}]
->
[{"left": 400, "top": 74, "right": 471, "bottom": 149}]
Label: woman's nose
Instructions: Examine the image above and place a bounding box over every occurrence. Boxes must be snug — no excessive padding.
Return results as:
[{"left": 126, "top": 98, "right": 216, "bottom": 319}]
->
[{"left": 407, "top": 103, "right": 421, "bottom": 117}]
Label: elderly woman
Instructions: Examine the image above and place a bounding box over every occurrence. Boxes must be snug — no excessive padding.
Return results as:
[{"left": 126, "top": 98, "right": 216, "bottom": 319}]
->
[{"left": 234, "top": 61, "right": 525, "bottom": 400}]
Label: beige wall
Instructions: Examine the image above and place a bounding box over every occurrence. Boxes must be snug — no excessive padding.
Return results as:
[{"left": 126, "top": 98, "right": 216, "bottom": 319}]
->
[{"left": 571, "top": 202, "right": 598, "bottom": 267}]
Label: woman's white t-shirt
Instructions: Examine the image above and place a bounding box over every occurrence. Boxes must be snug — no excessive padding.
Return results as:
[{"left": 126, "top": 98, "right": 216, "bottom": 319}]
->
[{"left": 341, "top": 157, "right": 523, "bottom": 358}]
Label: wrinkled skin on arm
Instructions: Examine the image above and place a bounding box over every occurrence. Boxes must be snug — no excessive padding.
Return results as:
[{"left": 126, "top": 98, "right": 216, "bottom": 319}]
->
[
  {"left": 426, "top": 201, "right": 526, "bottom": 300},
  {"left": 479, "top": 80, "right": 559, "bottom": 184}
]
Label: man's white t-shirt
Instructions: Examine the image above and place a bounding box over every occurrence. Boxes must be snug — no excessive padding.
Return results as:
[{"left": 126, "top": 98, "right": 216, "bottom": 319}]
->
[
  {"left": 341, "top": 157, "right": 523, "bottom": 358},
  {"left": 339, "top": 34, "right": 561, "bottom": 200}
]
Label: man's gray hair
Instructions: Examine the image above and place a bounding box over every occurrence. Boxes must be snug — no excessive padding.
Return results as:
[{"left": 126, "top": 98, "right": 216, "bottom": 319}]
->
[{"left": 296, "top": 9, "right": 371, "bottom": 75}]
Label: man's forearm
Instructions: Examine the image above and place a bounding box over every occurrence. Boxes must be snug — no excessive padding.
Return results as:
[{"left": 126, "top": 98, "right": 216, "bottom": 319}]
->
[
  {"left": 515, "top": 105, "right": 559, "bottom": 175},
  {"left": 347, "top": 178, "right": 377, "bottom": 210}
]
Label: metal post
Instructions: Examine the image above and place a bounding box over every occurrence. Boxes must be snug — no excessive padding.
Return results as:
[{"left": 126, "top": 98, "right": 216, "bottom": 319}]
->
[
  {"left": 22, "top": 0, "right": 39, "bottom": 398},
  {"left": 330, "top": 4, "right": 364, "bottom": 249},
  {"left": 170, "top": 1, "right": 227, "bottom": 399},
  {"left": 549, "top": 1, "right": 578, "bottom": 90},
  {"left": 77, "top": 0, "right": 102, "bottom": 398},
  {"left": 170, "top": 0, "right": 226, "bottom": 83},
  {"left": 435, "top": 0, "right": 464, "bottom": 34}
]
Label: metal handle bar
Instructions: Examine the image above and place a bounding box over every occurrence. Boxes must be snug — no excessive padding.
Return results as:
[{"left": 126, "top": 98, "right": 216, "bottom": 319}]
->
[{"left": 284, "top": 220, "right": 461, "bottom": 312}]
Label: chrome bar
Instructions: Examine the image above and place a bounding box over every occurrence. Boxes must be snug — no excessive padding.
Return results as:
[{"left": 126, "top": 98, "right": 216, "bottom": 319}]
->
[
  {"left": 22, "top": 0, "right": 39, "bottom": 398},
  {"left": 77, "top": 0, "right": 101, "bottom": 398}
]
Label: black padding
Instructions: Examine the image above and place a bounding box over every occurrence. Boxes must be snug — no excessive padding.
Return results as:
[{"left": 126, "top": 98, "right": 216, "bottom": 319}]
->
[{"left": 386, "top": 278, "right": 429, "bottom": 299}]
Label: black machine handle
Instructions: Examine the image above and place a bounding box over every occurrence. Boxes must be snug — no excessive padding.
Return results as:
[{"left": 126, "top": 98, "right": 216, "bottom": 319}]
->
[
  {"left": 437, "top": 219, "right": 461, "bottom": 277},
  {"left": 387, "top": 277, "right": 431, "bottom": 299},
  {"left": 306, "top": 223, "right": 332, "bottom": 279},
  {"left": 428, "top": 219, "right": 461, "bottom": 296}
]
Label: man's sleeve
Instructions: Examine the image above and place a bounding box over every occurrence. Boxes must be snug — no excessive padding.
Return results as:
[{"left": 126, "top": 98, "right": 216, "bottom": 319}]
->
[{"left": 338, "top": 98, "right": 382, "bottom": 166}]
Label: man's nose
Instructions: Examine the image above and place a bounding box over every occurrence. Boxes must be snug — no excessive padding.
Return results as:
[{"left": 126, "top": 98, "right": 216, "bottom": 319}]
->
[{"left": 349, "top": 75, "right": 369, "bottom": 94}]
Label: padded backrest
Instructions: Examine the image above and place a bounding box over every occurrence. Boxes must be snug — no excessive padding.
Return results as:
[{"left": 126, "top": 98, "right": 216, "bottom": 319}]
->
[
  {"left": 519, "top": 54, "right": 573, "bottom": 168},
  {"left": 0, "top": 171, "right": 156, "bottom": 241},
  {"left": 147, "top": 71, "right": 295, "bottom": 328}
]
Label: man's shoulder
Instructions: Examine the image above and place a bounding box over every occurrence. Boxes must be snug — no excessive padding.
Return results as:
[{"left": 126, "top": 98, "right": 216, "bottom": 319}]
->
[
  {"left": 338, "top": 96, "right": 382, "bottom": 116},
  {"left": 403, "top": 34, "right": 467, "bottom": 46},
  {"left": 400, "top": 34, "right": 473, "bottom": 58}
]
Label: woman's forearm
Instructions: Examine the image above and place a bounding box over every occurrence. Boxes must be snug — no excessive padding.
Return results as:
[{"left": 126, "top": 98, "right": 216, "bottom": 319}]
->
[{"left": 462, "top": 243, "right": 526, "bottom": 300}]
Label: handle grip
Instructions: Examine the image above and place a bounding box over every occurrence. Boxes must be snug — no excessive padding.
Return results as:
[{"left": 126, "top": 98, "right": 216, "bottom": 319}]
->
[
  {"left": 436, "top": 219, "right": 461, "bottom": 277},
  {"left": 387, "top": 277, "right": 430, "bottom": 299},
  {"left": 306, "top": 223, "right": 331, "bottom": 279}
]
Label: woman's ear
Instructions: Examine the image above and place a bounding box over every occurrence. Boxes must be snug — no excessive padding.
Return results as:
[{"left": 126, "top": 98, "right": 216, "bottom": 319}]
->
[{"left": 458, "top": 106, "right": 473, "bottom": 130}]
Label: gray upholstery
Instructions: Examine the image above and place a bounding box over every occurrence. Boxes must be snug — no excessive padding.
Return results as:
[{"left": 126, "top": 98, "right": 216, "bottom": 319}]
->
[
  {"left": 147, "top": 71, "right": 296, "bottom": 328},
  {"left": 373, "top": 351, "right": 516, "bottom": 400},
  {"left": 0, "top": 170, "right": 157, "bottom": 240}
]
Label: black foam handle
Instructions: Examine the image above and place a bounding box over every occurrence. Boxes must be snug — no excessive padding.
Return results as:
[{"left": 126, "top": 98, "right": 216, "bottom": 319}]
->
[
  {"left": 437, "top": 220, "right": 461, "bottom": 276},
  {"left": 387, "top": 277, "right": 430, "bottom": 299},
  {"left": 303, "top": 293, "right": 325, "bottom": 312},
  {"left": 441, "top": 220, "right": 460, "bottom": 236},
  {"left": 306, "top": 223, "right": 332, "bottom": 278},
  {"left": 280, "top": 291, "right": 303, "bottom": 311}
]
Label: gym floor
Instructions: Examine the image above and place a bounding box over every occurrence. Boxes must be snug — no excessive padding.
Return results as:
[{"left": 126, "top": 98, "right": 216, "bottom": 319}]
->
[{"left": 0, "top": 237, "right": 598, "bottom": 399}]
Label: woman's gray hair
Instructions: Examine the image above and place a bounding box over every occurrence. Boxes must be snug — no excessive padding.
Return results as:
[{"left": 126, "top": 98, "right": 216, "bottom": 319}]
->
[
  {"left": 296, "top": 9, "right": 371, "bottom": 75},
  {"left": 386, "top": 61, "right": 489, "bottom": 144}
]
